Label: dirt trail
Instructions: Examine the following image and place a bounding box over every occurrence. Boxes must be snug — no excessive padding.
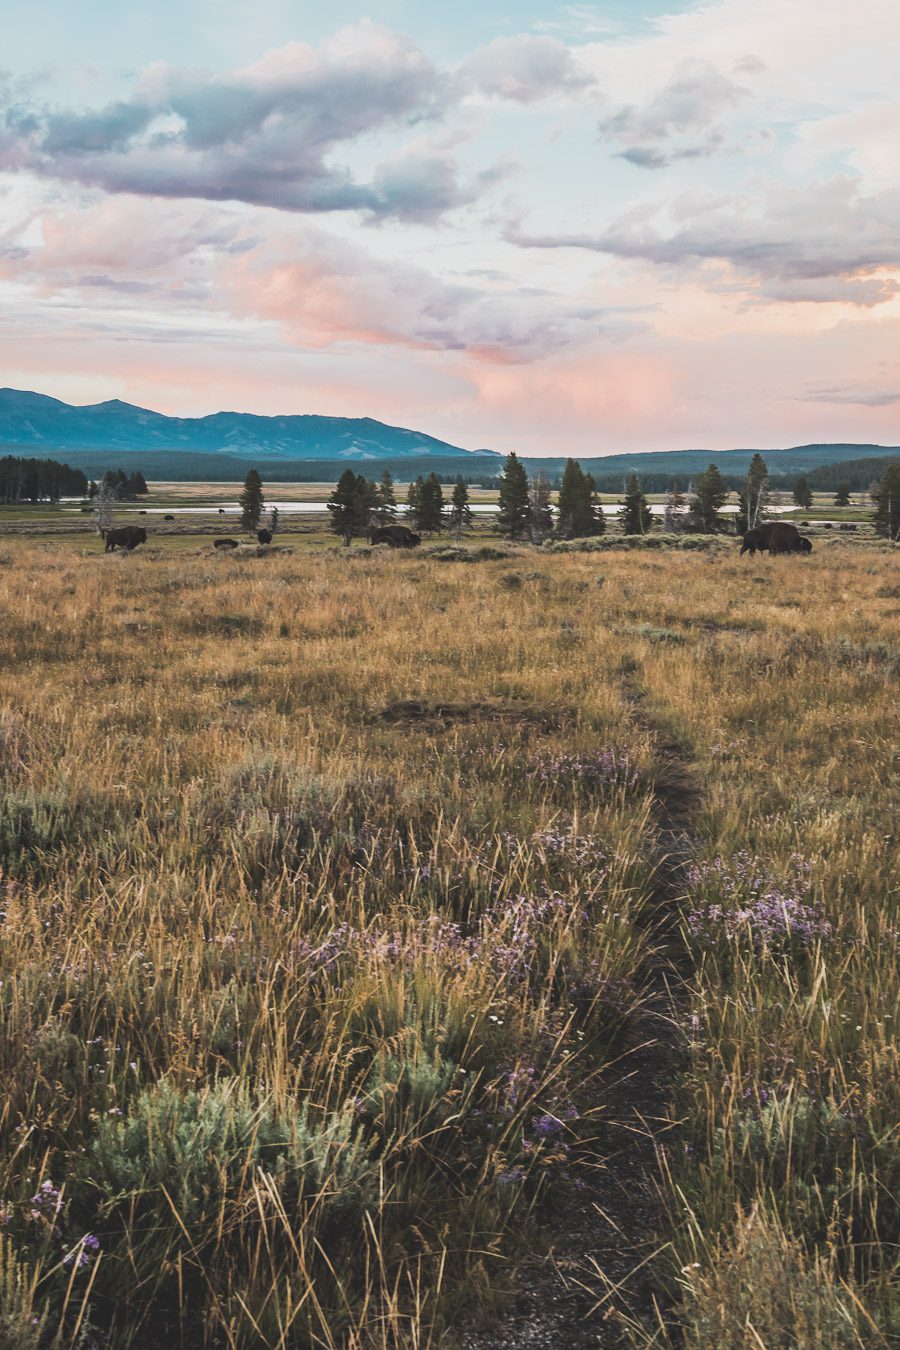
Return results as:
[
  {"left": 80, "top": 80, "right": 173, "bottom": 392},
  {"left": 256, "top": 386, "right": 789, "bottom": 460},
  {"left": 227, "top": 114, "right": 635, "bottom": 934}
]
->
[{"left": 462, "top": 690, "right": 699, "bottom": 1349}]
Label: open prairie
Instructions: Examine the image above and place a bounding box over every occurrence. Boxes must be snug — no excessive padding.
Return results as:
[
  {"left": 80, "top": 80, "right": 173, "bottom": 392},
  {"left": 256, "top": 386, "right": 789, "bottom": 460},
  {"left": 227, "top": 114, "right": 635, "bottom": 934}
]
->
[{"left": 0, "top": 535, "right": 896, "bottom": 1348}]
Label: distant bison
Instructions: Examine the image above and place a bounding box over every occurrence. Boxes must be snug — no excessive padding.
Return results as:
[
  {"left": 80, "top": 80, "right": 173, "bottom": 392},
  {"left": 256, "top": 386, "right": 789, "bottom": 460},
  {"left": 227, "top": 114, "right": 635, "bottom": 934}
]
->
[
  {"left": 214, "top": 538, "right": 239, "bottom": 550},
  {"left": 163, "top": 514, "right": 175, "bottom": 521},
  {"left": 257, "top": 529, "right": 273, "bottom": 545},
  {"left": 103, "top": 525, "right": 147, "bottom": 553},
  {"left": 369, "top": 524, "right": 422, "bottom": 549}
]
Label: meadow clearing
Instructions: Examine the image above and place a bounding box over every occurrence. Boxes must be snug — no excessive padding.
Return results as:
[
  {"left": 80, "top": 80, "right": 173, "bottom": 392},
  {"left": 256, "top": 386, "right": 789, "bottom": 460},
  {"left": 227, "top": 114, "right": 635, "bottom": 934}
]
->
[{"left": 0, "top": 532, "right": 896, "bottom": 1348}]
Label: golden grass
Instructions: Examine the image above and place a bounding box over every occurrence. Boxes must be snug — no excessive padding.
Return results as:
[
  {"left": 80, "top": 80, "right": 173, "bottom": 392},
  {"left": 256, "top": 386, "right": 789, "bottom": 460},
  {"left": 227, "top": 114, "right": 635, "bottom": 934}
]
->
[{"left": 0, "top": 536, "right": 896, "bottom": 1347}]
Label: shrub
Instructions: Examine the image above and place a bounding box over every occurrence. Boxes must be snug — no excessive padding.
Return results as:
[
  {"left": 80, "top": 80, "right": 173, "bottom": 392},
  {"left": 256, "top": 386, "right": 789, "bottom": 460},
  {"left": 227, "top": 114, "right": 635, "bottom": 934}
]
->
[{"left": 80, "top": 1078, "right": 374, "bottom": 1262}]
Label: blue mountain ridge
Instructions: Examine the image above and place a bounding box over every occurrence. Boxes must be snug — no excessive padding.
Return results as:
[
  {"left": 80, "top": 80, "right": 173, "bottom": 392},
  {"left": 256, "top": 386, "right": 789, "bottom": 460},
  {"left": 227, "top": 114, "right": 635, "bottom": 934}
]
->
[{"left": 0, "top": 388, "right": 895, "bottom": 477}]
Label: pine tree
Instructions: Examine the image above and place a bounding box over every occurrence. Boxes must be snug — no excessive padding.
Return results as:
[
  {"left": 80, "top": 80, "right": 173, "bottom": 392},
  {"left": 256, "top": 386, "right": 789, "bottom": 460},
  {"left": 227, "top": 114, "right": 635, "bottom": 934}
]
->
[
  {"left": 449, "top": 476, "right": 473, "bottom": 542},
  {"left": 417, "top": 473, "right": 445, "bottom": 533},
  {"left": 620, "top": 473, "right": 652, "bottom": 535},
  {"left": 375, "top": 470, "right": 397, "bottom": 526},
  {"left": 691, "top": 463, "right": 728, "bottom": 532},
  {"left": 834, "top": 482, "right": 850, "bottom": 507},
  {"left": 240, "top": 469, "right": 264, "bottom": 534},
  {"left": 555, "top": 459, "right": 603, "bottom": 538},
  {"left": 872, "top": 462, "right": 900, "bottom": 539},
  {"left": 745, "top": 452, "right": 769, "bottom": 530},
  {"left": 529, "top": 471, "right": 553, "bottom": 542},
  {"left": 557, "top": 458, "right": 584, "bottom": 538},
  {"left": 496, "top": 453, "right": 531, "bottom": 539},
  {"left": 793, "top": 476, "right": 812, "bottom": 509},
  {"left": 327, "top": 469, "right": 370, "bottom": 546}
]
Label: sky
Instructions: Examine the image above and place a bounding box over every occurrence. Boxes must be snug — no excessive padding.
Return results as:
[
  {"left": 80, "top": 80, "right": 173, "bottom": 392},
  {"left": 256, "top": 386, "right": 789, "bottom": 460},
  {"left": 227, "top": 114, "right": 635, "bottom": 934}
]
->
[{"left": 1, "top": 0, "right": 899, "bottom": 455}]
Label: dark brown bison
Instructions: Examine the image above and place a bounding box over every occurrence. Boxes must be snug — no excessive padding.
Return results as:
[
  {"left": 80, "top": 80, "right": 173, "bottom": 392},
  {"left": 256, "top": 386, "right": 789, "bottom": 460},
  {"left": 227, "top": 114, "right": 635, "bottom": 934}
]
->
[
  {"left": 740, "top": 521, "right": 805, "bottom": 556},
  {"left": 214, "top": 538, "right": 239, "bottom": 550},
  {"left": 257, "top": 529, "right": 273, "bottom": 545},
  {"left": 369, "top": 524, "right": 421, "bottom": 548},
  {"left": 103, "top": 525, "right": 147, "bottom": 553}
]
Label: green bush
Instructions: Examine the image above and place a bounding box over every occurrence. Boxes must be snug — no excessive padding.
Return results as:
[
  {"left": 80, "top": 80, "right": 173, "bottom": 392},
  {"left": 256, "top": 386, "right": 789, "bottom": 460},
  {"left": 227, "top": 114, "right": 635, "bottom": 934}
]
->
[{"left": 81, "top": 1078, "right": 374, "bottom": 1241}]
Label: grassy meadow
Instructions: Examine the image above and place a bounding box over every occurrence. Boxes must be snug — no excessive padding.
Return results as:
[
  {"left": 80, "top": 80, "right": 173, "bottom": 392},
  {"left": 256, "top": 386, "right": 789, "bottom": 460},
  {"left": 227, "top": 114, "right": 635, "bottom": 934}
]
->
[{"left": 0, "top": 533, "right": 896, "bottom": 1347}]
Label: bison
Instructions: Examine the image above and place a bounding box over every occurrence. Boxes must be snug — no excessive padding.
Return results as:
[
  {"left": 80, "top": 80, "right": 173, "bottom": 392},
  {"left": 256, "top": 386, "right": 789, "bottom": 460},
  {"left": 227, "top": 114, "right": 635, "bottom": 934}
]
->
[
  {"left": 257, "top": 529, "right": 273, "bottom": 545},
  {"left": 740, "top": 521, "right": 807, "bottom": 556},
  {"left": 369, "top": 524, "right": 422, "bottom": 549},
  {"left": 103, "top": 525, "right": 147, "bottom": 553},
  {"left": 214, "top": 538, "right": 239, "bottom": 550}
]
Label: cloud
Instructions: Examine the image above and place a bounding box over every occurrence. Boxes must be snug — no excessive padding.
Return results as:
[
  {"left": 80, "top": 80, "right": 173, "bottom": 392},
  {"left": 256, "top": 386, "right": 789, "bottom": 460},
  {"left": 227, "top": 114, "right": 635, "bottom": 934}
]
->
[
  {"left": 0, "top": 23, "right": 501, "bottom": 220},
  {"left": 222, "top": 225, "right": 641, "bottom": 361},
  {"left": 509, "top": 176, "right": 900, "bottom": 306},
  {"left": 0, "top": 195, "right": 255, "bottom": 304},
  {"left": 799, "top": 384, "right": 900, "bottom": 407},
  {"left": 462, "top": 35, "right": 594, "bottom": 102},
  {"left": 599, "top": 58, "right": 757, "bottom": 167}
]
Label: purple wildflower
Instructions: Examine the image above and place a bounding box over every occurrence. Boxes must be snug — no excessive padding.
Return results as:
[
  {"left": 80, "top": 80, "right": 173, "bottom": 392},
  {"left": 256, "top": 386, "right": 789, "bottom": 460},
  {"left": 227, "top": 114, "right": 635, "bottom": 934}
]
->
[
  {"left": 63, "top": 1234, "right": 100, "bottom": 1271},
  {"left": 29, "top": 1179, "right": 63, "bottom": 1227},
  {"left": 685, "top": 852, "right": 830, "bottom": 950},
  {"left": 529, "top": 748, "right": 641, "bottom": 794}
]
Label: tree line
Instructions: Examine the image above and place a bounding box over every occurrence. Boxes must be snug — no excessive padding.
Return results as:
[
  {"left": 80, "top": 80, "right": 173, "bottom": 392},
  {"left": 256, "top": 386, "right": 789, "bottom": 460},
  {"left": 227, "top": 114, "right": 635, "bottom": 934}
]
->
[
  {"left": 323, "top": 452, "right": 900, "bottom": 543},
  {"left": 0, "top": 455, "right": 88, "bottom": 503}
]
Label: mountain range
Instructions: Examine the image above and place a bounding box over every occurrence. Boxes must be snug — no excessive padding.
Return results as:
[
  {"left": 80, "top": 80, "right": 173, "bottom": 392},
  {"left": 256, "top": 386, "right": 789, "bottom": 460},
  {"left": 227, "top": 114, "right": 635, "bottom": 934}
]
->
[
  {"left": 0, "top": 388, "right": 482, "bottom": 462},
  {"left": 0, "top": 388, "right": 896, "bottom": 483}
]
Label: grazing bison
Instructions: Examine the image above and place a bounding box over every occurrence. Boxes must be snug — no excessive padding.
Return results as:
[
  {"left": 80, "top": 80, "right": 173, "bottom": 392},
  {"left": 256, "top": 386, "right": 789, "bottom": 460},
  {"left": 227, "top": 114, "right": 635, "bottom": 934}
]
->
[
  {"left": 103, "top": 525, "right": 147, "bottom": 553},
  {"left": 369, "top": 524, "right": 422, "bottom": 549},
  {"left": 740, "top": 521, "right": 804, "bottom": 556},
  {"left": 163, "top": 514, "right": 175, "bottom": 521},
  {"left": 257, "top": 529, "right": 273, "bottom": 545},
  {"left": 214, "top": 538, "right": 239, "bottom": 550}
]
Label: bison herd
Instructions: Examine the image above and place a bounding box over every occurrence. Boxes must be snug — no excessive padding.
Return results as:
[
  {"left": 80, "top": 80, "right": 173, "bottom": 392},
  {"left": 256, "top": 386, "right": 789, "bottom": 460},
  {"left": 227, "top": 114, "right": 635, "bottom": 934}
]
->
[
  {"left": 740, "top": 521, "right": 812, "bottom": 556},
  {"left": 102, "top": 518, "right": 815, "bottom": 559}
]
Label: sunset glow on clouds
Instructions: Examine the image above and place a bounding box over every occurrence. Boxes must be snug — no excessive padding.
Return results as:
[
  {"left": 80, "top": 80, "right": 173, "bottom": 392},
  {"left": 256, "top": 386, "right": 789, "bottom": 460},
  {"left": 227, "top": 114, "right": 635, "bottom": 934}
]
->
[{"left": 1, "top": 0, "right": 899, "bottom": 454}]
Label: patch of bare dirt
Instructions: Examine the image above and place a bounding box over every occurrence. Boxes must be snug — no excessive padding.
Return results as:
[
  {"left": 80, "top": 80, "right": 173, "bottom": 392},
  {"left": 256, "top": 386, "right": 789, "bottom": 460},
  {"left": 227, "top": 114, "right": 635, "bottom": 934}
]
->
[{"left": 374, "top": 700, "right": 568, "bottom": 731}]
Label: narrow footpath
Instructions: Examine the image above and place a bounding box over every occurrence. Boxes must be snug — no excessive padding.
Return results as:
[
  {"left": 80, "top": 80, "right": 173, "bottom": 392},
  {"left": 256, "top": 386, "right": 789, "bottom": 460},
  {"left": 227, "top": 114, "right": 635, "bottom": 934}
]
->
[{"left": 462, "top": 692, "right": 700, "bottom": 1349}]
